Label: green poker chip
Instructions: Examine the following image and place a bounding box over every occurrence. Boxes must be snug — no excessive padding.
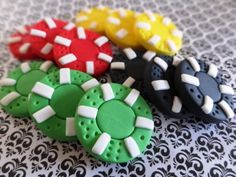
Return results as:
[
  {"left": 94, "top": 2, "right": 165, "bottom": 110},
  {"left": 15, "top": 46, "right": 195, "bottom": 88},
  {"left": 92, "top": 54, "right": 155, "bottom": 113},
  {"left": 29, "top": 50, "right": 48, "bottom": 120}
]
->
[
  {"left": 0, "top": 61, "right": 57, "bottom": 117},
  {"left": 28, "top": 68, "right": 99, "bottom": 142},
  {"left": 75, "top": 83, "right": 154, "bottom": 163}
]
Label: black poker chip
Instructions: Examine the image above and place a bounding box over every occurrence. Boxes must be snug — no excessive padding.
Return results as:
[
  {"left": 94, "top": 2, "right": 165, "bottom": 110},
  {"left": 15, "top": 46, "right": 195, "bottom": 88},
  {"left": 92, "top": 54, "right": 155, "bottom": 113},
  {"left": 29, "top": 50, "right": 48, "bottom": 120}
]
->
[
  {"left": 144, "top": 55, "right": 194, "bottom": 119},
  {"left": 110, "top": 48, "right": 156, "bottom": 95},
  {"left": 174, "top": 57, "right": 235, "bottom": 123}
]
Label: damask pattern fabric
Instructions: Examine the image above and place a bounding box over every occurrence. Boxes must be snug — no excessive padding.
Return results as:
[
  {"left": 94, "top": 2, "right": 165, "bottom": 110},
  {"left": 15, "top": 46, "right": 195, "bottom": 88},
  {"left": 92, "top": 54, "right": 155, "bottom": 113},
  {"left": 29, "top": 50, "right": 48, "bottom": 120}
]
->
[{"left": 0, "top": 0, "right": 236, "bottom": 176}]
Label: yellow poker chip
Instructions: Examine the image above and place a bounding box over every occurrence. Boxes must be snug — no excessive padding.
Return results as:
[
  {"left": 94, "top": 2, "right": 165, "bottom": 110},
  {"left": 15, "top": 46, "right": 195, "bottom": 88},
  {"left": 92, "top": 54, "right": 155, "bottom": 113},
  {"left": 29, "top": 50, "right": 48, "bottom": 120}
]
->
[
  {"left": 75, "top": 5, "right": 111, "bottom": 34},
  {"left": 134, "top": 11, "right": 183, "bottom": 56},
  {"left": 105, "top": 8, "right": 141, "bottom": 49}
]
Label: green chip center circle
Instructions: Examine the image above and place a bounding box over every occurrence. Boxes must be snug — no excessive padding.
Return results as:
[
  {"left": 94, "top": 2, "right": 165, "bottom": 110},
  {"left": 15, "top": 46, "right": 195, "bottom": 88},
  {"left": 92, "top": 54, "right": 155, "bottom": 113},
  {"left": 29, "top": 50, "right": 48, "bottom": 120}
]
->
[
  {"left": 97, "top": 100, "right": 135, "bottom": 139},
  {"left": 50, "top": 85, "right": 84, "bottom": 118},
  {"left": 16, "top": 70, "right": 46, "bottom": 96}
]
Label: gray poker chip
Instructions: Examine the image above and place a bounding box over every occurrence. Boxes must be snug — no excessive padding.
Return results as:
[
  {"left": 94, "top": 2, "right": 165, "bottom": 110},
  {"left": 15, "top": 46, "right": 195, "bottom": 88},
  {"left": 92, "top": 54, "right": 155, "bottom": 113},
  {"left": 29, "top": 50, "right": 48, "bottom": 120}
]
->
[
  {"left": 144, "top": 54, "right": 194, "bottom": 119},
  {"left": 110, "top": 48, "right": 156, "bottom": 95},
  {"left": 174, "top": 57, "right": 235, "bottom": 123}
]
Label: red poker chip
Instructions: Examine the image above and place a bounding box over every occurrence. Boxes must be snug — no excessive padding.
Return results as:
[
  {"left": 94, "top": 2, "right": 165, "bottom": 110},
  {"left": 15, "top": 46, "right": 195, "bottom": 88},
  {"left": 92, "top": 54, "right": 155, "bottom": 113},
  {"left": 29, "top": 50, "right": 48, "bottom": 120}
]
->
[
  {"left": 53, "top": 27, "right": 113, "bottom": 76},
  {"left": 29, "top": 18, "right": 75, "bottom": 60},
  {"left": 8, "top": 25, "right": 38, "bottom": 60}
]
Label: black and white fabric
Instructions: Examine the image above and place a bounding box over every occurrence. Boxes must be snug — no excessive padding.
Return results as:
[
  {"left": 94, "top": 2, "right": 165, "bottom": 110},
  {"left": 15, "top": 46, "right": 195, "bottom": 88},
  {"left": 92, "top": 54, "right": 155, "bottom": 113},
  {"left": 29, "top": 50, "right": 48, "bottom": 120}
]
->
[{"left": 0, "top": 0, "right": 236, "bottom": 176}]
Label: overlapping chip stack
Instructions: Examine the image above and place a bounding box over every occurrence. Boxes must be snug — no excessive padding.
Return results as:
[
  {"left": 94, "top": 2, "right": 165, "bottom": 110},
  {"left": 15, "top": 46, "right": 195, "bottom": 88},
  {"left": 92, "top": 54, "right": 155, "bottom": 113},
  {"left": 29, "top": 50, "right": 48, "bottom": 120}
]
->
[{"left": 0, "top": 5, "right": 235, "bottom": 163}]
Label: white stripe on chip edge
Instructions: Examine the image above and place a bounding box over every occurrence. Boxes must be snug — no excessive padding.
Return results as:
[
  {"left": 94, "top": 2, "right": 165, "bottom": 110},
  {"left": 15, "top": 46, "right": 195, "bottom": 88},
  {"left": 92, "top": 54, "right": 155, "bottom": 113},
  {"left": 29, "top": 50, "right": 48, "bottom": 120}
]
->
[
  {"left": 16, "top": 26, "right": 28, "bottom": 35},
  {"left": 152, "top": 80, "right": 170, "bottom": 91},
  {"left": 110, "top": 62, "right": 125, "bottom": 70},
  {"left": 0, "top": 78, "right": 16, "bottom": 86},
  {"left": 98, "top": 53, "right": 113, "bottom": 63},
  {"left": 117, "top": 8, "right": 127, "bottom": 18},
  {"left": 60, "top": 68, "right": 71, "bottom": 84},
  {"left": 218, "top": 100, "right": 234, "bottom": 118},
  {"left": 148, "top": 35, "right": 161, "bottom": 46},
  {"left": 0, "top": 92, "right": 20, "bottom": 106},
  {"left": 40, "top": 61, "right": 53, "bottom": 72},
  {"left": 136, "top": 22, "right": 151, "bottom": 30},
  {"left": 94, "top": 36, "right": 108, "bottom": 47},
  {"left": 7, "top": 36, "right": 22, "bottom": 44},
  {"left": 86, "top": 61, "right": 94, "bottom": 75},
  {"left": 123, "top": 77, "right": 135, "bottom": 87},
  {"left": 77, "top": 105, "right": 98, "bottom": 119},
  {"left": 77, "top": 27, "right": 86, "bottom": 39},
  {"left": 66, "top": 117, "right": 76, "bottom": 136},
  {"left": 166, "top": 39, "right": 177, "bottom": 52},
  {"left": 201, "top": 95, "right": 214, "bottom": 114},
  {"left": 163, "top": 17, "right": 171, "bottom": 26},
  {"left": 63, "top": 22, "right": 75, "bottom": 31},
  {"left": 123, "top": 48, "right": 137, "bottom": 60},
  {"left": 135, "top": 116, "right": 154, "bottom": 130},
  {"left": 143, "top": 51, "right": 156, "bottom": 61},
  {"left": 186, "top": 57, "right": 200, "bottom": 72},
  {"left": 33, "top": 105, "right": 56, "bottom": 123},
  {"left": 124, "top": 136, "right": 141, "bottom": 158},
  {"left": 124, "top": 89, "right": 140, "bottom": 107},
  {"left": 144, "top": 10, "right": 156, "bottom": 21},
  {"left": 116, "top": 28, "right": 128, "bottom": 39},
  {"left": 172, "top": 29, "right": 183, "bottom": 38},
  {"left": 44, "top": 17, "right": 57, "bottom": 29},
  {"left": 171, "top": 96, "right": 182, "bottom": 113},
  {"left": 54, "top": 36, "right": 72, "bottom": 47},
  {"left": 76, "top": 16, "right": 88, "bottom": 23},
  {"left": 89, "top": 22, "right": 97, "bottom": 29},
  {"left": 30, "top": 29, "right": 46, "bottom": 38},
  {"left": 107, "top": 17, "right": 120, "bottom": 25},
  {"left": 181, "top": 74, "right": 200, "bottom": 86},
  {"left": 101, "top": 83, "right": 114, "bottom": 101},
  {"left": 59, "top": 53, "right": 77, "bottom": 65},
  {"left": 154, "top": 57, "right": 168, "bottom": 71},
  {"left": 20, "top": 62, "right": 31, "bottom": 73},
  {"left": 92, "top": 132, "right": 111, "bottom": 155},
  {"left": 172, "top": 55, "right": 184, "bottom": 66},
  {"left": 31, "top": 82, "right": 55, "bottom": 99},
  {"left": 19, "top": 43, "right": 31, "bottom": 54},
  {"left": 207, "top": 64, "right": 218, "bottom": 78},
  {"left": 41, "top": 43, "right": 53, "bottom": 55},
  {"left": 81, "top": 78, "right": 99, "bottom": 91},
  {"left": 219, "top": 85, "right": 234, "bottom": 95}
]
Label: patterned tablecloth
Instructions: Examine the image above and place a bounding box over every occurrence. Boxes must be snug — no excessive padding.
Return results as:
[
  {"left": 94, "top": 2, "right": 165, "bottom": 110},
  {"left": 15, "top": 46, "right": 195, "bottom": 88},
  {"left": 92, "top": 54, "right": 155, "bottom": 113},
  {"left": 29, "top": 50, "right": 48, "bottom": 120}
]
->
[{"left": 0, "top": 0, "right": 236, "bottom": 176}]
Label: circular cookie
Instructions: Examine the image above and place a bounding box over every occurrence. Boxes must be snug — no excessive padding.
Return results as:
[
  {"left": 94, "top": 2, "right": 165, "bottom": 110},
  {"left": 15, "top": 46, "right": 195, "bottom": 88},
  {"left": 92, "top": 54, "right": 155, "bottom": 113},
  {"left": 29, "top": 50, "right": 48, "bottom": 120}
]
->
[
  {"left": 135, "top": 11, "right": 183, "bottom": 56},
  {"left": 29, "top": 18, "right": 75, "bottom": 60},
  {"left": 53, "top": 27, "right": 113, "bottom": 76},
  {"left": 175, "top": 57, "right": 235, "bottom": 123},
  {"left": 105, "top": 8, "right": 140, "bottom": 48},
  {"left": 75, "top": 83, "right": 154, "bottom": 163},
  {"left": 75, "top": 5, "right": 111, "bottom": 34},
  {"left": 7, "top": 25, "right": 37, "bottom": 60},
  {"left": 144, "top": 55, "right": 193, "bottom": 118},
  {"left": 28, "top": 68, "right": 100, "bottom": 141},
  {"left": 110, "top": 48, "right": 156, "bottom": 94},
  {"left": 0, "top": 61, "right": 57, "bottom": 117}
]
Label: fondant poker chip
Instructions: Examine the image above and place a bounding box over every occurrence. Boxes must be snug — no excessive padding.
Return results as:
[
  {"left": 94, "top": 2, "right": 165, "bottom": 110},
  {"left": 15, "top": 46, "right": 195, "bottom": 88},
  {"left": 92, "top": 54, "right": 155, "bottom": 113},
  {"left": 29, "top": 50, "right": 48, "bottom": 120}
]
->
[
  {"left": 7, "top": 25, "right": 37, "bottom": 60},
  {"left": 175, "top": 57, "right": 235, "bottom": 123},
  {"left": 135, "top": 11, "right": 183, "bottom": 56},
  {"left": 75, "top": 5, "right": 111, "bottom": 34},
  {"left": 0, "top": 61, "right": 57, "bottom": 117},
  {"left": 29, "top": 18, "right": 75, "bottom": 60},
  {"left": 110, "top": 48, "right": 156, "bottom": 94},
  {"left": 144, "top": 55, "right": 193, "bottom": 118},
  {"left": 53, "top": 27, "right": 113, "bottom": 76},
  {"left": 75, "top": 83, "right": 154, "bottom": 163},
  {"left": 105, "top": 8, "right": 141, "bottom": 48},
  {"left": 28, "top": 68, "right": 99, "bottom": 141}
]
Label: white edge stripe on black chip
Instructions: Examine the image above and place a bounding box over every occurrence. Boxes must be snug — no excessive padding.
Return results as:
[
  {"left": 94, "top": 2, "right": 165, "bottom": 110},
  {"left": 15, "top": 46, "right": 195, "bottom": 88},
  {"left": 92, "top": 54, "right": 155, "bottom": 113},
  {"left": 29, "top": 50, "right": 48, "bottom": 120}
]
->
[
  {"left": 123, "top": 48, "right": 137, "bottom": 60},
  {"left": 135, "top": 116, "right": 154, "bottom": 130},
  {"left": 81, "top": 78, "right": 99, "bottom": 91},
  {"left": 41, "top": 43, "right": 53, "bottom": 55},
  {"left": 77, "top": 105, "right": 98, "bottom": 119},
  {"left": 66, "top": 117, "right": 76, "bottom": 136},
  {"left": 31, "top": 82, "right": 54, "bottom": 99},
  {"left": 143, "top": 51, "right": 156, "bottom": 61},
  {"left": 110, "top": 62, "right": 125, "bottom": 70},
  {"left": 33, "top": 105, "right": 56, "bottom": 123},
  {"left": 218, "top": 100, "right": 234, "bottom": 118},
  {"left": 30, "top": 29, "right": 46, "bottom": 38},
  {"left": 151, "top": 80, "right": 170, "bottom": 91},
  {"left": 219, "top": 85, "right": 234, "bottom": 95},
  {"left": 123, "top": 77, "right": 135, "bottom": 87},
  {"left": 92, "top": 132, "right": 111, "bottom": 155},
  {"left": 171, "top": 96, "right": 182, "bottom": 113},
  {"left": 201, "top": 95, "right": 214, "bottom": 114},
  {"left": 154, "top": 57, "right": 168, "bottom": 71},
  {"left": 98, "top": 53, "right": 113, "bottom": 63},
  {"left": 101, "top": 83, "right": 114, "bottom": 101},
  {"left": 0, "top": 78, "right": 16, "bottom": 86},
  {"left": 181, "top": 74, "right": 200, "bottom": 86},
  {"left": 59, "top": 53, "right": 77, "bottom": 65},
  {"left": 60, "top": 68, "right": 71, "bottom": 84},
  {"left": 40, "top": 61, "right": 53, "bottom": 72},
  {"left": 187, "top": 57, "right": 200, "bottom": 72},
  {"left": 124, "top": 137, "right": 141, "bottom": 158},
  {"left": 207, "top": 64, "right": 218, "bottom": 78},
  {"left": 0, "top": 92, "right": 20, "bottom": 106},
  {"left": 20, "top": 62, "right": 31, "bottom": 73},
  {"left": 44, "top": 17, "right": 57, "bottom": 29},
  {"left": 172, "top": 55, "right": 184, "bottom": 66},
  {"left": 124, "top": 89, "right": 140, "bottom": 106},
  {"left": 94, "top": 36, "right": 108, "bottom": 47}
]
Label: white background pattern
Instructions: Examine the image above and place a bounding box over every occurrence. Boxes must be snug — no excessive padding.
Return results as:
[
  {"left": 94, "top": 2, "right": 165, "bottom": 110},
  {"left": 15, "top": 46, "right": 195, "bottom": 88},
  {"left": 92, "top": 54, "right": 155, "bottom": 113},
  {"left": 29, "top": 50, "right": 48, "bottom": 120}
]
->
[{"left": 0, "top": 0, "right": 236, "bottom": 177}]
